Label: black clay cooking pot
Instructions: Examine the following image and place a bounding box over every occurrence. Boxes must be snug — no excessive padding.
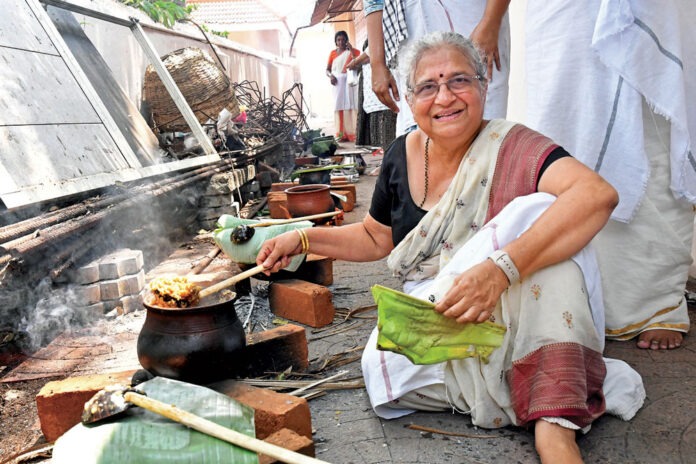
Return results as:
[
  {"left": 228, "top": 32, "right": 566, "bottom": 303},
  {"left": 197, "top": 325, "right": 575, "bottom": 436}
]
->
[{"left": 137, "top": 296, "right": 246, "bottom": 384}]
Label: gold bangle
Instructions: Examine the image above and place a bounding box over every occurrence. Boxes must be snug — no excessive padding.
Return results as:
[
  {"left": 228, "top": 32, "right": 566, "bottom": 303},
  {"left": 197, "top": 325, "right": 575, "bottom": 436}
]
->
[
  {"left": 301, "top": 229, "right": 310, "bottom": 254},
  {"left": 296, "top": 228, "right": 309, "bottom": 254}
]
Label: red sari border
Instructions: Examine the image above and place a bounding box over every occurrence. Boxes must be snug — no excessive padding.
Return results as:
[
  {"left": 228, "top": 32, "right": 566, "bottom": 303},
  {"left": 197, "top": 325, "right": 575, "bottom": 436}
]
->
[
  {"left": 486, "top": 124, "right": 559, "bottom": 224},
  {"left": 507, "top": 342, "right": 606, "bottom": 428}
]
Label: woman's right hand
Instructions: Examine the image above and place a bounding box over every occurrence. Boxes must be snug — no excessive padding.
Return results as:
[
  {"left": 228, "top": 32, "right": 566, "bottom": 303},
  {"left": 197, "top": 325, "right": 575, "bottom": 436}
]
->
[
  {"left": 329, "top": 75, "right": 337, "bottom": 86},
  {"left": 371, "top": 62, "right": 400, "bottom": 113},
  {"left": 256, "top": 231, "right": 303, "bottom": 275},
  {"left": 434, "top": 259, "right": 508, "bottom": 324}
]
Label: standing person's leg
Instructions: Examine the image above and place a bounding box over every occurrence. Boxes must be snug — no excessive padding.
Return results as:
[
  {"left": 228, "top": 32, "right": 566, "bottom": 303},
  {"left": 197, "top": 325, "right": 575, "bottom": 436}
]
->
[
  {"left": 356, "top": 71, "right": 370, "bottom": 146},
  {"left": 596, "top": 100, "right": 693, "bottom": 349},
  {"left": 334, "top": 110, "right": 344, "bottom": 139},
  {"left": 342, "top": 109, "right": 357, "bottom": 142}
]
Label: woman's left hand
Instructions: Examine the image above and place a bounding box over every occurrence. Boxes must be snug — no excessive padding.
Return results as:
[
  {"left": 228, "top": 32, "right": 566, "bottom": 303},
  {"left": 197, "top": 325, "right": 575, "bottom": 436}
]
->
[{"left": 434, "top": 259, "right": 509, "bottom": 323}]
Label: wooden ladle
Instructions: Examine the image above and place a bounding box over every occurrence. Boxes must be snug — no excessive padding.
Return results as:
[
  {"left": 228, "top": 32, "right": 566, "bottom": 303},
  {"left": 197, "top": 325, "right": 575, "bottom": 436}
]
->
[{"left": 197, "top": 263, "right": 267, "bottom": 300}]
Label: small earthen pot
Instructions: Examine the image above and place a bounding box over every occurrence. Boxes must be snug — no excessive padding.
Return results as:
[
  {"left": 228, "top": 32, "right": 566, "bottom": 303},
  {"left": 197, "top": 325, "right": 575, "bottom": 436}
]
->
[
  {"left": 137, "top": 296, "right": 246, "bottom": 384},
  {"left": 285, "top": 184, "right": 334, "bottom": 221}
]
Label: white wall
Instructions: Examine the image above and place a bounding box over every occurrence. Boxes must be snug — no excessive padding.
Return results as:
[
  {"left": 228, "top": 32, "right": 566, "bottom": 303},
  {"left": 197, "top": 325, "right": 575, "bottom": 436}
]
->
[{"left": 292, "top": 23, "right": 339, "bottom": 135}]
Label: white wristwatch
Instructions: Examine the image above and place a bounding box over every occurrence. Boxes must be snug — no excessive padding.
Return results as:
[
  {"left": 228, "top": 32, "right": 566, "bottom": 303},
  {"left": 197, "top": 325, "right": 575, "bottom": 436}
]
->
[{"left": 488, "top": 249, "right": 520, "bottom": 285}]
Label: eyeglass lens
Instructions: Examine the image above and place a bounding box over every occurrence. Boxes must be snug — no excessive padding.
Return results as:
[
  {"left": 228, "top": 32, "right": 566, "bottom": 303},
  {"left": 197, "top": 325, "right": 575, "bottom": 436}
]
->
[{"left": 413, "top": 74, "right": 480, "bottom": 99}]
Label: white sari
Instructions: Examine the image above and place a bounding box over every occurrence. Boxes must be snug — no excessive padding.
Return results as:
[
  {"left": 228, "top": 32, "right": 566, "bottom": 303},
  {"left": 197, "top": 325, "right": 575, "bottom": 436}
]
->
[
  {"left": 362, "top": 120, "right": 645, "bottom": 428},
  {"left": 329, "top": 48, "right": 359, "bottom": 139}
]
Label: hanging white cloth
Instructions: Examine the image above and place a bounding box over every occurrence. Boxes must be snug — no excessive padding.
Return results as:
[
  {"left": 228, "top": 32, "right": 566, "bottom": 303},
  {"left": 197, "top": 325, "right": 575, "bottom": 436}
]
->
[{"left": 525, "top": 0, "right": 696, "bottom": 222}]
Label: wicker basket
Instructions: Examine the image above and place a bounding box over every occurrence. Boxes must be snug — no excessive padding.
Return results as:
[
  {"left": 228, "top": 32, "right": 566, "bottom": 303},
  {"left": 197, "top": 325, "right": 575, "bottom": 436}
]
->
[{"left": 143, "top": 47, "right": 239, "bottom": 132}]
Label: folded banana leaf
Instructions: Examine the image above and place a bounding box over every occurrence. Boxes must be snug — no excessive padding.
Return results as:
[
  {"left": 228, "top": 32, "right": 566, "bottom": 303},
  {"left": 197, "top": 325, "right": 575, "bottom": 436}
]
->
[
  {"left": 52, "top": 377, "right": 258, "bottom": 464},
  {"left": 289, "top": 164, "right": 344, "bottom": 180},
  {"left": 214, "top": 215, "right": 311, "bottom": 271},
  {"left": 372, "top": 285, "right": 506, "bottom": 365}
]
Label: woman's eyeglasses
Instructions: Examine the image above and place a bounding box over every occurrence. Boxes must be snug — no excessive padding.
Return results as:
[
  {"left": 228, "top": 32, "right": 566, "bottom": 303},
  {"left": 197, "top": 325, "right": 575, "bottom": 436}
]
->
[{"left": 408, "top": 74, "right": 482, "bottom": 101}]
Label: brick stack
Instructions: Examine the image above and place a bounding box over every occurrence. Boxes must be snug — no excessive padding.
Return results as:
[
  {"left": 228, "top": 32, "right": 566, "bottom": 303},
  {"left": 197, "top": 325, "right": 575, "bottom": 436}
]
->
[
  {"left": 71, "top": 249, "right": 145, "bottom": 316},
  {"left": 198, "top": 165, "right": 256, "bottom": 230}
]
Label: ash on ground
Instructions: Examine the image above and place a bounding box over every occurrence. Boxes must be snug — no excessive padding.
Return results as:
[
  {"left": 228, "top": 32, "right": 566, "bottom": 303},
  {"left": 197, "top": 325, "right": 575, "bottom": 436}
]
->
[{"left": 235, "top": 279, "right": 278, "bottom": 333}]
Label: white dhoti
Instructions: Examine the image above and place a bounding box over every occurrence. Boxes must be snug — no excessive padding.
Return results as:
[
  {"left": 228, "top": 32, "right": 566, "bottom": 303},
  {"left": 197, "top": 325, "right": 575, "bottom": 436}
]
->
[
  {"left": 597, "top": 103, "right": 693, "bottom": 338},
  {"left": 525, "top": 0, "right": 696, "bottom": 339}
]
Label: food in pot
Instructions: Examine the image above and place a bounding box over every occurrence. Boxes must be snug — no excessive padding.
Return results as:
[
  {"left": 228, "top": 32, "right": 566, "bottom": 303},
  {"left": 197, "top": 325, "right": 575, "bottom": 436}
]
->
[{"left": 146, "top": 276, "right": 201, "bottom": 308}]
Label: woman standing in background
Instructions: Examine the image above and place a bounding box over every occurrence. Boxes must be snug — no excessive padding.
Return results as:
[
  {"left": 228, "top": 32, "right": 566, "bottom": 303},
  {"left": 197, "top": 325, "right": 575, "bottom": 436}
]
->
[{"left": 326, "top": 30, "right": 361, "bottom": 142}]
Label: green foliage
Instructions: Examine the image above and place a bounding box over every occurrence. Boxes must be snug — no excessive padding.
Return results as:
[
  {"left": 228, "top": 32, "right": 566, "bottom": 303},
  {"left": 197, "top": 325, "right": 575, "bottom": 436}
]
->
[
  {"left": 120, "top": 0, "right": 195, "bottom": 28},
  {"left": 199, "top": 23, "right": 228, "bottom": 38}
]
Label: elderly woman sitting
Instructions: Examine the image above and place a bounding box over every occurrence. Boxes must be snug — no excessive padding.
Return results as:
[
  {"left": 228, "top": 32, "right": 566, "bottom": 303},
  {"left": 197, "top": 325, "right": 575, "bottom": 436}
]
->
[{"left": 257, "top": 31, "right": 644, "bottom": 463}]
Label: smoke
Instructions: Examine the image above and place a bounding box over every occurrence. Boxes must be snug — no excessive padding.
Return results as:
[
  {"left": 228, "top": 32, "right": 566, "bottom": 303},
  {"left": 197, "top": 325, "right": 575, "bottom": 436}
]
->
[{"left": 17, "top": 278, "right": 97, "bottom": 350}]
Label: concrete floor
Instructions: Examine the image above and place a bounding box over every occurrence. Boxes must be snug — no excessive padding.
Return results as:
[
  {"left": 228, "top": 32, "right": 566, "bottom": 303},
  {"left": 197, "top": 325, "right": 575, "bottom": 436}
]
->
[{"left": 306, "top": 152, "right": 696, "bottom": 464}]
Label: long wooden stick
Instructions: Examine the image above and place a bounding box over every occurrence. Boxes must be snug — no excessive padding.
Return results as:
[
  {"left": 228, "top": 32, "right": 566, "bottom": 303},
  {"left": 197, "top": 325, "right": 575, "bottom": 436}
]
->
[
  {"left": 247, "top": 211, "right": 340, "bottom": 228},
  {"left": 124, "top": 392, "right": 330, "bottom": 464},
  {"left": 189, "top": 247, "right": 221, "bottom": 275},
  {"left": 198, "top": 264, "right": 267, "bottom": 299}
]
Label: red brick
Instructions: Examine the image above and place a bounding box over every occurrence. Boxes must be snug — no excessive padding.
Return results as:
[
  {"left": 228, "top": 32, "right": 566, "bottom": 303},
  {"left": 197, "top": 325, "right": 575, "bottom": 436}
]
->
[
  {"left": 259, "top": 428, "right": 315, "bottom": 464},
  {"left": 330, "top": 183, "right": 356, "bottom": 204},
  {"left": 212, "top": 381, "right": 312, "bottom": 440},
  {"left": 36, "top": 370, "right": 137, "bottom": 441},
  {"left": 268, "top": 191, "right": 289, "bottom": 219},
  {"left": 294, "top": 156, "right": 317, "bottom": 167},
  {"left": 269, "top": 279, "right": 334, "bottom": 328},
  {"left": 276, "top": 254, "right": 334, "bottom": 286},
  {"left": 270, "top": 182, "right": 295, "bottom": 192},
  {"left": 240, "top": 324, "right": 309, "bottom": 376},
  {"left": 330, "top": 189, "right": 354, "bottom": 212}
]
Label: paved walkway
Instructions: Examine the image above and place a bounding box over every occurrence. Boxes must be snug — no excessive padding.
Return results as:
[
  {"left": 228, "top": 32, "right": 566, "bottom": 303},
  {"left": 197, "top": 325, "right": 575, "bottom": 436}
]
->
[{"left": 308, "top": 152, "right": 696, "bottom": 464}]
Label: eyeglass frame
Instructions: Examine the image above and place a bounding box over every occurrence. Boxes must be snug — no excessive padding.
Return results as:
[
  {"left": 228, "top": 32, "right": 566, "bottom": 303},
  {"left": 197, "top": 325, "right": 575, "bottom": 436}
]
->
[{"left": 407, "top": 73, "right": 484, "bottom": 101}]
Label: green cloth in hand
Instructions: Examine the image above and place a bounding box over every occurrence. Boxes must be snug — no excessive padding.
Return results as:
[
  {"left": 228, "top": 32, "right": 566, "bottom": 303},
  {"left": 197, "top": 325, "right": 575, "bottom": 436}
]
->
[{"left": 372, "top": 285, "right": 506, "bottom": 365}]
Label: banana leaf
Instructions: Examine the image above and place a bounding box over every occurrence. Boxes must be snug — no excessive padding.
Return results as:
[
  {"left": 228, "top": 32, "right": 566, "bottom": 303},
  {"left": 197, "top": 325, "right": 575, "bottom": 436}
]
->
[
  {"left": 214, "top": 215, "right": 311, "bottom": 271},
  {"left": 289, "top": 164, "right": 345, "bottom": 180},
  {"left": 372, "top": 285, "right": 506, "bottom": 365},
  {"left": 52, "top": 377, "right": 258, "bottom": 464}
]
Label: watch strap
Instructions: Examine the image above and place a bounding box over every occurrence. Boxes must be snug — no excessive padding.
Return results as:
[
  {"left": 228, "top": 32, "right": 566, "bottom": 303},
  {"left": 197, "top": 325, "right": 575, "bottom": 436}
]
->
[{"left": 488, "top": 249, "right": 520, "bottom": 285}]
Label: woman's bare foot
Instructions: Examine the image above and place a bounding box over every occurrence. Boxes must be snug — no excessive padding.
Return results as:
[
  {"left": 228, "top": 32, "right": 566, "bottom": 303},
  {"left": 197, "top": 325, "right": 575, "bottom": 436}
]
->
[
  {"left": 636, "top": 329, "right": 683, "bottom": 350},
  {"left": 535, "top": 420, "right": 583, "bottom": 464}
]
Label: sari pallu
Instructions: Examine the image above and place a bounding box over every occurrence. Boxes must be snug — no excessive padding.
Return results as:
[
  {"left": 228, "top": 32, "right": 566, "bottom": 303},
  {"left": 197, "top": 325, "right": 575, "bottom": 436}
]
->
[{"left": 363, "top": 120, "right": 621, "bottom": 428}]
